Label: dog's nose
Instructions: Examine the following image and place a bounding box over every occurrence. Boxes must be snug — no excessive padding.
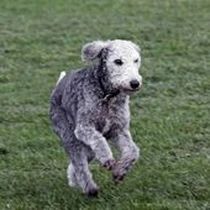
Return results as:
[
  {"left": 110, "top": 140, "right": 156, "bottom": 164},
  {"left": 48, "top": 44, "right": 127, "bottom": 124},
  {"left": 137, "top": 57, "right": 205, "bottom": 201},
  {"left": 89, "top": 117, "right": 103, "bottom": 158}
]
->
[{"left": 130, "top": 80, "right": 140, "bottom": 89}]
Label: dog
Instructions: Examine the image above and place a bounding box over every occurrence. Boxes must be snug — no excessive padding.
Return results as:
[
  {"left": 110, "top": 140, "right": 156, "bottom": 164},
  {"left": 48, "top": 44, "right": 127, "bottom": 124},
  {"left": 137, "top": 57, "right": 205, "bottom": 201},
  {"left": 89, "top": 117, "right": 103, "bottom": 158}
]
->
[{"left": 49, "top": 39, "right": 142, "bottom": 196}]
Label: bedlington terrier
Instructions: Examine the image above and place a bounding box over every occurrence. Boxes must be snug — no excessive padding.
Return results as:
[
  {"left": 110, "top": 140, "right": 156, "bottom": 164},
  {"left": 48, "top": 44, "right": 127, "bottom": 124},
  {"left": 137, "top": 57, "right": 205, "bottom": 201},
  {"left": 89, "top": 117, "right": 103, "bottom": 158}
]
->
[{"left": 49, "top": 39, "right": 143, "bottom": 196}]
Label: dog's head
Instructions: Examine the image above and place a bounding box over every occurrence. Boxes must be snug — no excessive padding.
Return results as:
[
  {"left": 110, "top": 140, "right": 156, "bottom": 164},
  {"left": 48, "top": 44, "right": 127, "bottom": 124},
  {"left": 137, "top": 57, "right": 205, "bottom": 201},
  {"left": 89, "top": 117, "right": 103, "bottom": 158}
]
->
[{"left": 82, "top": 39, "right": 142, "bottom": 94}]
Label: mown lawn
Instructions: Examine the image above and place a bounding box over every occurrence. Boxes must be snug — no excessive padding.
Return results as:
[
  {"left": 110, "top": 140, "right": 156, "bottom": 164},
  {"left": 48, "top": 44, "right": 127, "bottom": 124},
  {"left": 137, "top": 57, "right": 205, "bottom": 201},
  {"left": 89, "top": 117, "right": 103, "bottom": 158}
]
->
[{"left": 0, "top": 0, "right": 210, "bottom": 209}]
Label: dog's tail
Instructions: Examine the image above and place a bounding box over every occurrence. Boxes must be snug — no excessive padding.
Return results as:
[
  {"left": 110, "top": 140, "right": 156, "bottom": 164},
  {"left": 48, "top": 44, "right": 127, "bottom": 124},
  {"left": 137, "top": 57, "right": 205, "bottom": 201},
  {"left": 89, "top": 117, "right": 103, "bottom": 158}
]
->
[{"left": 56, "top": 71, "right": 66, "bottom": 85}]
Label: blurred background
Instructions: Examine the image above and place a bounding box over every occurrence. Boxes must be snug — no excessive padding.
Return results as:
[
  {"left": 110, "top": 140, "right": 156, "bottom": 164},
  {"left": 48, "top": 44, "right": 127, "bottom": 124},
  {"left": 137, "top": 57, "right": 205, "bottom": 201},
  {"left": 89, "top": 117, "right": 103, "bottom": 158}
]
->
[{"left": 0, "top": 0, "right": 210, "bottom": 209}]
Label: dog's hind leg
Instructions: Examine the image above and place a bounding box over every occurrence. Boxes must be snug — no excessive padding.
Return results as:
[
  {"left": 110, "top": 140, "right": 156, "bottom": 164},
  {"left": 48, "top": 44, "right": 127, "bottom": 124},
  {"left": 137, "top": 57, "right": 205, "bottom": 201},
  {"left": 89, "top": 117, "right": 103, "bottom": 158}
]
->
[
  {"left": 50, "top": 98, "right": 98, "bottom": 196},
  {"left": 67, "top": 163, "right": 77, "bottom": 187},
  {"left": 70, "top": 147, "right": 99, "bottom": 197}
]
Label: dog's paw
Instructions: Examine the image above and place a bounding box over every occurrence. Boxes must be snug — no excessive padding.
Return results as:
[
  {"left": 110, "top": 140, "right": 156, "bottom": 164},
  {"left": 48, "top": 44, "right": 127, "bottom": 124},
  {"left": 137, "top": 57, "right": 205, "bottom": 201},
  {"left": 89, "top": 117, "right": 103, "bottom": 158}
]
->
[
  {"left": 84, "top": 182, "right": 100, "bottom": 198},
  {"left": 85, "top": 187, "right": 100, "bottom": 197},
  {"left": 112, "top": 169, "right": 126, "bottom": 184},
  {"left": 103, "top": 159, "right": 116, "bottom": 170},
  {"left": 112, "top": 161, "right": 127, "bottom": 184},
  {"left": 113, "top": 173, "right": 125, "bottom": 184}
]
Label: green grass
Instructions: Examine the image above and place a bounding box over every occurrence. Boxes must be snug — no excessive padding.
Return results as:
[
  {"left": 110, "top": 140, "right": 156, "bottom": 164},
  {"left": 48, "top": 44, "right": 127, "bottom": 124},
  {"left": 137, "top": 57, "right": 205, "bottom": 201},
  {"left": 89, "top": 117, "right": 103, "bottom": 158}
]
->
[{"left": 0, "top": 0, "right": 210, "bottom": 209}]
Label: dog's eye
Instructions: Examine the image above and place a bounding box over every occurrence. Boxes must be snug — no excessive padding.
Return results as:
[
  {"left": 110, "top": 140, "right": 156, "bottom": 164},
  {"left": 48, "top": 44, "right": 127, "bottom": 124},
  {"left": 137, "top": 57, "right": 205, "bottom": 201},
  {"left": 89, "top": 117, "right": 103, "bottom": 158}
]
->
[
  {"left": 114, "top": 59, "right": 123, "bottom": 66},
  {"left": 134, "top": 59, "right": 139, "bottom": 63}
]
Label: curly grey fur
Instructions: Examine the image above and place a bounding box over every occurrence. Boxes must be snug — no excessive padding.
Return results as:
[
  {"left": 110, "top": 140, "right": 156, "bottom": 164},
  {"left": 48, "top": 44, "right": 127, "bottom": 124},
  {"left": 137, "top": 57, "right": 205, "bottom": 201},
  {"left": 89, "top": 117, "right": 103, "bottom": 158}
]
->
[{"left": 49, "top": 40, "right": 141, "bottom": 196}]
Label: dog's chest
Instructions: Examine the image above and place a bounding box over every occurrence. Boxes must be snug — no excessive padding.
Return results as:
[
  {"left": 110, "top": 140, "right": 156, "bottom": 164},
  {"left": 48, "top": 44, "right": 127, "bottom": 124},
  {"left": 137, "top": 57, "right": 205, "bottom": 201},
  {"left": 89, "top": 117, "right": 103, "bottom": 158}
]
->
[
  {"left": 96, "top": 99, "right": 126, "bottom": 135},
  {"left": 99, "top": 110, "right": 115, "bottom": 135}
]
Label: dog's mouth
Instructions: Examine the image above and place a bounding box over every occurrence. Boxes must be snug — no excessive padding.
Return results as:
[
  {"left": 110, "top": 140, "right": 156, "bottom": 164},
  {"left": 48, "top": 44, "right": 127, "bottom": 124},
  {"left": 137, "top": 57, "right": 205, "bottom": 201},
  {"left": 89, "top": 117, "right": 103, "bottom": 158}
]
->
[
  {"left": 124, "top": 89, "right": 139, "bottom": 95},
  {"left": 122, "top": 86, "right": 141, "bottom": 95},
  {"left": 113, "top": 83, "right": 142, "bottom": 95}
]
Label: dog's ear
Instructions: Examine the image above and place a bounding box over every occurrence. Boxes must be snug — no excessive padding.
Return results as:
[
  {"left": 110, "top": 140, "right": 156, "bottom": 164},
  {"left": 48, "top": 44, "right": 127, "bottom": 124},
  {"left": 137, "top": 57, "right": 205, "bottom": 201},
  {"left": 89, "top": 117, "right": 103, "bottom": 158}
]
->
[{"left": 81, "top": 41, "right": 108, "bottom": 62}]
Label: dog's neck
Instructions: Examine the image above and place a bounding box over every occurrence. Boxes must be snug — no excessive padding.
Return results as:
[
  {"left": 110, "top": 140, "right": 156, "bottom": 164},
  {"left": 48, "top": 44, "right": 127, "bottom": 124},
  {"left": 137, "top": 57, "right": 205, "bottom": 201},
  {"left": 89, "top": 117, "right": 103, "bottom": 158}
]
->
[{"left": 95, "top": 58, "right": 120, "bottom": 102}]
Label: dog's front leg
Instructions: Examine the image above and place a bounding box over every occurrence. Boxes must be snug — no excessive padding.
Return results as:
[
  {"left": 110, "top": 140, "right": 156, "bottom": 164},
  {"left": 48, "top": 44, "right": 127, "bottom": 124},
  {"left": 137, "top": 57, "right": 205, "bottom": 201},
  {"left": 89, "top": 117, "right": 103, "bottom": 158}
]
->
[
  {"left": 74, "top": 124, "right": 115, "bottom": 169},
  {"left": 112, "top": 130, "right": 140, "bottom": 183}
]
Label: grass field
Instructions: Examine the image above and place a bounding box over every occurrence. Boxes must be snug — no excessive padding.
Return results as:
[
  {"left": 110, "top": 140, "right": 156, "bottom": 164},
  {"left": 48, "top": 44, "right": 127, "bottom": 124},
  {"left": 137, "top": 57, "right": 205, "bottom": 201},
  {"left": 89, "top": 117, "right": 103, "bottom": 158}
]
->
[{"left": 0, "top": 0, "right": 210, "bottom": 209}]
